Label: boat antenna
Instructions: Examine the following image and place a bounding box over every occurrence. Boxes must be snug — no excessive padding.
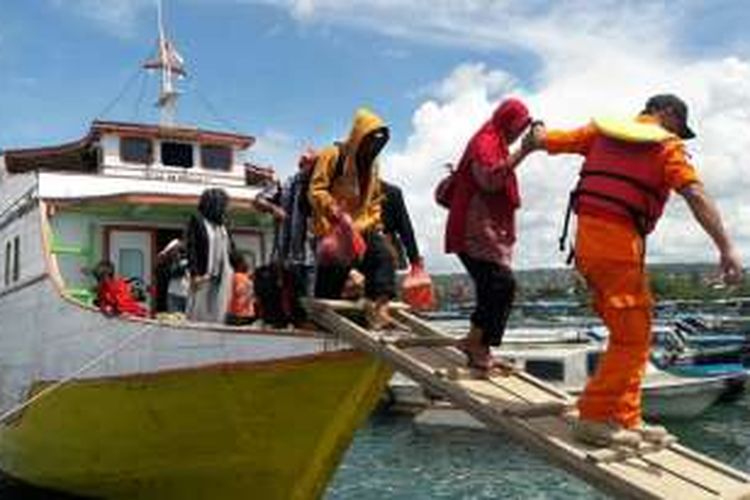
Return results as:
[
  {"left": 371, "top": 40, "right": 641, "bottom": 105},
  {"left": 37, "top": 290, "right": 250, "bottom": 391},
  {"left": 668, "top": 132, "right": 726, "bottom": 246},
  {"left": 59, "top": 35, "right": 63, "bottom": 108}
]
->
[{"left": 143, "top": 0, "right": 186, "bottom": 127}]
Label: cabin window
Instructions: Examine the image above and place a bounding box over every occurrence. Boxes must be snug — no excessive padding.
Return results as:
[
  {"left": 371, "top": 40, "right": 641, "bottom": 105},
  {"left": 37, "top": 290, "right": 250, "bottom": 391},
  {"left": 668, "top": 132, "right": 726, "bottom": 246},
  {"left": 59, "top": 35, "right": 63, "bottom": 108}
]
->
[
  {"left": 201, "top": 145, "right": 232, "bottom": 171},
  {"left": 119, "top": 248, "right": 145, "bottom": 281},
  {"left": 161, "top": 142, "right": 194, "bottom": 168},
  {"left": 3, "top": 241, "right": 10, "bottom": 286},
  {"left": 120, "top": 137, "right": 153, "bottom": 164},
  {"left": 12, "top": 236, "right": 20, "bottom": 282},
  {"left": 525, "top": 360, "right": 565, "bottom": 382}
]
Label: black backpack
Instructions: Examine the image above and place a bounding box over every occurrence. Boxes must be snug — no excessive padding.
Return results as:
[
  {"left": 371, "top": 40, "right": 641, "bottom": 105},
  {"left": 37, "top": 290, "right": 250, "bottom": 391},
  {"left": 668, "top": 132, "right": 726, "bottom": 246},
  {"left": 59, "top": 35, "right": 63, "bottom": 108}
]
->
[
  {"left": 254, "top": 262, "right": 291, "bottom": 327},
  {"left": 254, "top": 261, "right": 311, "bottom": 328}
]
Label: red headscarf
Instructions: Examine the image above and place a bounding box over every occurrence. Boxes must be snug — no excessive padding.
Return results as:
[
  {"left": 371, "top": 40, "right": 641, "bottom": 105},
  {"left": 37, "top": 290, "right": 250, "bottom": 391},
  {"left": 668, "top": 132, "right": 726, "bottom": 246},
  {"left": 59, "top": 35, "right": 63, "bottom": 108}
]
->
[
  {"left": 444, "top": 98, "right": 530, "bottom": 254},
  {"left": 493, "top": 98, "right": 532, "bottom": 141}
]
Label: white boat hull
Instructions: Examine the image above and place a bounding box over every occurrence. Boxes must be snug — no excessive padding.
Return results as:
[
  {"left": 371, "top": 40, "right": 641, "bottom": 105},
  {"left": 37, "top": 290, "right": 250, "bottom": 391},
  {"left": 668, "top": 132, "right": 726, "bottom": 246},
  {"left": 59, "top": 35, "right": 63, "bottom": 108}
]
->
[
  {"left": 391, "top": 372, "right": 735, "bottom": 431},
  {"left": 0, "top": 187, "right": 391, "bottom": 498}
]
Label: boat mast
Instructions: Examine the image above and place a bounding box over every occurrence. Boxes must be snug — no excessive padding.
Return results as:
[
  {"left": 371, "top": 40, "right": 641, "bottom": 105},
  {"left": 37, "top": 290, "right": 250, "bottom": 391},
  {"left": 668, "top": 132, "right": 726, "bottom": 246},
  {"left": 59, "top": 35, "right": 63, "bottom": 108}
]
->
[{"left": 143, "top": 0, "right": 186, "bottom": 127}]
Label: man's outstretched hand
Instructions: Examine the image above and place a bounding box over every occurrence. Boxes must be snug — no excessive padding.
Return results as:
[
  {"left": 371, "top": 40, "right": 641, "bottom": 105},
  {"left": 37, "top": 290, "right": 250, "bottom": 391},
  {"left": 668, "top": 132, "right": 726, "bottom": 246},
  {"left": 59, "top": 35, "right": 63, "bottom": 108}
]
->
[{"left": 720, "top": 247, "right": 743, "bottom": 285}]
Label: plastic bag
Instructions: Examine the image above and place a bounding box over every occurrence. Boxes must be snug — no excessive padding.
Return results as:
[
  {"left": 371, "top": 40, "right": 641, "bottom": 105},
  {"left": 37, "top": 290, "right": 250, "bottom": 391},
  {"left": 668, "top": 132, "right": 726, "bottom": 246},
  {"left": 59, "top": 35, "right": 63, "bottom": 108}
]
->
[
  {"left": 402, "top": 261, "right": 435, "bottom": 311},
  {"left": 434, "top": 163, "right": 458, "bottom": 209},
  {"left": 317, "top": 215, "right": 367, "bottom": 266}
]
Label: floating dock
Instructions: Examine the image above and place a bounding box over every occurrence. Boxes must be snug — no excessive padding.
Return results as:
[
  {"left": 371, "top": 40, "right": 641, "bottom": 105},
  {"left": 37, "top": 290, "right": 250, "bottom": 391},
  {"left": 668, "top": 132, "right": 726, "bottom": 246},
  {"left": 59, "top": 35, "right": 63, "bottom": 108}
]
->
[{"left": 306, "top": 299, "right": 750, "bottom": 500}]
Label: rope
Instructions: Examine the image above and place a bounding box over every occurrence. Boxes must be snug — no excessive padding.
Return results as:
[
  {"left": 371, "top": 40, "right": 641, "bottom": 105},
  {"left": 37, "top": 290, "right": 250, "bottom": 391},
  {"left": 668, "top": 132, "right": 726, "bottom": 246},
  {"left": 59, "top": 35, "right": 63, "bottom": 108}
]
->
[
  {"left": 94, "top": 67, "right": 143, "bottom": 120},
  {"left": 186, "top": 76, "right": 243, "bottom": 134},
  {"left": 0, "top": 322, "right": 155, "bottom": 424},
  {"left": 131, "top": 71, "right": 149, "bottom": 122},
  {"left": 94, "top": 47, "right": 155, "bottom": 120}
]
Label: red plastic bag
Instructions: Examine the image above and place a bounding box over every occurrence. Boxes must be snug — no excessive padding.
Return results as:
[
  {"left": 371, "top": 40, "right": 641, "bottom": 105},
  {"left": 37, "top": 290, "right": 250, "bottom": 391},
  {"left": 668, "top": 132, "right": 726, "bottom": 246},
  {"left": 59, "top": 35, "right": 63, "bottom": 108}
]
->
[
  {"left": 317, "top": 215, "right": 367, "bottom": 266},
  {"left": 351, "top": 229, "right": 367, "bottom": 260},
  {"left": 402, "top": 261, "right": 435, "bottom": 311}
]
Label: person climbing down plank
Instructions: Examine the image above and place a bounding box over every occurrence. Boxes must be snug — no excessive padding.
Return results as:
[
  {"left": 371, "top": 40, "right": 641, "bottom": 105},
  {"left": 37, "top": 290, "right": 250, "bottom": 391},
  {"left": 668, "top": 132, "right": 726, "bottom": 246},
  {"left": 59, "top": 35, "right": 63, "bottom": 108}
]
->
[
  {"left": 442, "top": 98, "right": 538, "bottom": 373},
  {"left": 309, "top": 108, "right": 396, "bottom": 329}
]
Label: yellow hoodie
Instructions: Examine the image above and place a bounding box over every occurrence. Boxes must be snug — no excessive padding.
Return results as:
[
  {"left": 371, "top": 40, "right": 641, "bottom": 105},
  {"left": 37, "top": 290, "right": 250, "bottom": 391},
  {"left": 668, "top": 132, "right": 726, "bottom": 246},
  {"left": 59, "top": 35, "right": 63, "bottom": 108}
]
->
[{"left": 309, "top": 108, "right": 386, "bottom": 236}]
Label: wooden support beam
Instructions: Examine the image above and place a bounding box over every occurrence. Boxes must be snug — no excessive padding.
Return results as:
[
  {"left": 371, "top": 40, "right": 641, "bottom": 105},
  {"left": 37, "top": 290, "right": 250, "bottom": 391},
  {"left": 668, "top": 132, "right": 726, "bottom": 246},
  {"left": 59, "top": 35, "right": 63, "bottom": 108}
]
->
[
  {"left": 500, "top": 401, "right": 572, "bottom": 418},
  {"left": 303, "top": 298, "right": 410, "bottom": 313},
  {"left": 586, "top": 442, "right": 676, "bottom": 465},
  {"left": 384, "top": 336, "right": 459, "bottom": 349}
]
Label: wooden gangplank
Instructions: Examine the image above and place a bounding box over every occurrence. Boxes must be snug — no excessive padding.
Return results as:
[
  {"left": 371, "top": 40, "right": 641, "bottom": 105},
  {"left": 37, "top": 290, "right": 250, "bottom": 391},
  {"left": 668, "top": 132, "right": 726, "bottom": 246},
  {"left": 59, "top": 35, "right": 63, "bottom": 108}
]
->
[{"left": 306, "top": 299, "right": 750, "bottom": 500}]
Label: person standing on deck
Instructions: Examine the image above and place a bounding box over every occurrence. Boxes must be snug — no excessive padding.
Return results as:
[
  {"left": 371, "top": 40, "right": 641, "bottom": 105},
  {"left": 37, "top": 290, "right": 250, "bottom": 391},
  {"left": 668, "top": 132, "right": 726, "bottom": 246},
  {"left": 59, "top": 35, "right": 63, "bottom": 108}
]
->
[
  {"left": 186, "top": 188, "right": 234, "bottom": 323},
  {"left": 309, "top": 108, "right": 396, "bottom": 329},
  {"left": 527, "top": 94, "right": 743, "bottom": 446},
  {"left": 155, "top": 238, "right": 189, "bottom": 314},
  {"left": 226, "top": 249, "right": 256, "bottom": 326},
  {"left": 445, "top": 98, "right": 537, "bottom": 372},
  {"left": 267, "top": 149, "right": 319, "bottom": 296}
]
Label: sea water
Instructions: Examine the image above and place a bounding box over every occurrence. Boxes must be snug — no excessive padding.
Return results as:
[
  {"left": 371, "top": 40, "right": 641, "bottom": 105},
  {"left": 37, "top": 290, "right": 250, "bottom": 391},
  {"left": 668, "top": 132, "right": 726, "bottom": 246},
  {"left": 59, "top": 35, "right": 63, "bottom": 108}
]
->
[{"left": 326, "top": 393, "right": 750, "bottom": 499}]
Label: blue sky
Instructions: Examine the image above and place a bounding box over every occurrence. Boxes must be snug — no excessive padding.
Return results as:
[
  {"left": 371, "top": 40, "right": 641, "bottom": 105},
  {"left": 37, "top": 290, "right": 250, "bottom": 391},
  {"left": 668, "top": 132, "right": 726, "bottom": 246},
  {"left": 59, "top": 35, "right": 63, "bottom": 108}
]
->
[
  {"left": 0, "top": 1, "right": 533, "bottom": 153},
  {"left": 2, "top": 1, "right": 750, "bottom": 271}
]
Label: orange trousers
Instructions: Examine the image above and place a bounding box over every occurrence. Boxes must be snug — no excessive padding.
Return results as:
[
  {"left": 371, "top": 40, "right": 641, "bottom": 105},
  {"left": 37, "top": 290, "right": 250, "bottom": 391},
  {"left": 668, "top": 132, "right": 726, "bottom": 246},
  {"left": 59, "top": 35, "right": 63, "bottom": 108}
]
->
[{"left": 574, "top": 215, "right": 653, "bottom": 428}]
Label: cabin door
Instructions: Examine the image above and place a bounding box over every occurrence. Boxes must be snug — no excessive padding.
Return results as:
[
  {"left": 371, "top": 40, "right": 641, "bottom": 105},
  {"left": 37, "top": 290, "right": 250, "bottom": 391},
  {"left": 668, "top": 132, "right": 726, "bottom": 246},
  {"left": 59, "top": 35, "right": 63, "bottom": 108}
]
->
[{"left": 108, "top": 230, "right": 153, "bottom": 290}]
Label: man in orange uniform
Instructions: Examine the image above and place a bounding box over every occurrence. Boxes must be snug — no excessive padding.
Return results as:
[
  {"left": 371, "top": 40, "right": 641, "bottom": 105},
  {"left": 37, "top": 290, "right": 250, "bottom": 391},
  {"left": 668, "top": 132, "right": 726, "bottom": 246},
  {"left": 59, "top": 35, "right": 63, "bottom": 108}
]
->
[{"left": 530, "top": 94, "right": 743, "bottom": 446}]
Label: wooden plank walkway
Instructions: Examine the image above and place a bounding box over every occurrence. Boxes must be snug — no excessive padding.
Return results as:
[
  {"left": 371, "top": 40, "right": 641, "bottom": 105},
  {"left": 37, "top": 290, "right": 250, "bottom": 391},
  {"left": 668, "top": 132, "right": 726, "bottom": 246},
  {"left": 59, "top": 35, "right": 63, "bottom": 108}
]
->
[{"left": 306, "top": 299, "right": 750, "bottom": 500}]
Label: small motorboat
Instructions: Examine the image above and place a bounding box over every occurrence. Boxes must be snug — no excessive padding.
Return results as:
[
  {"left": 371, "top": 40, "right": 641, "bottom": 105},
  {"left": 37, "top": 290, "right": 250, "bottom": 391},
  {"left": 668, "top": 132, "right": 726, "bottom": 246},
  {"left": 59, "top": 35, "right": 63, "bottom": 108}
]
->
[{"left": 385, "top": 339, "right": 747, "bottom": 429}]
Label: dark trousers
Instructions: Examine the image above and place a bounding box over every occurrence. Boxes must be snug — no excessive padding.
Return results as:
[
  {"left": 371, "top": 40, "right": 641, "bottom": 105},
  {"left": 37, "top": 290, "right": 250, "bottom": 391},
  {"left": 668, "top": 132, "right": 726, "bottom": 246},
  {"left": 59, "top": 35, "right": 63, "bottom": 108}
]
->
[
  {"left": 458, "top": 253, "right": 516, "bottom": 347},
  {"left": 315, "top": 231, "right": 396, "bottom": 300}
]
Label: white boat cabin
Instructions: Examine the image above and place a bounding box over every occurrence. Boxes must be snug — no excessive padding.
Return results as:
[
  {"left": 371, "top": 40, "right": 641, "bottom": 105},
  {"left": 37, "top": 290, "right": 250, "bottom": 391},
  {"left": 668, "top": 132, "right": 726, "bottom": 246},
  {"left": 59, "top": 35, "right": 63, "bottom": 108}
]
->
[
  {"left": 0, "top": 120, "right": 274, "bottom": 308},
  {"left": 499, "top": 344, "right": 600, "bottom": 389}
]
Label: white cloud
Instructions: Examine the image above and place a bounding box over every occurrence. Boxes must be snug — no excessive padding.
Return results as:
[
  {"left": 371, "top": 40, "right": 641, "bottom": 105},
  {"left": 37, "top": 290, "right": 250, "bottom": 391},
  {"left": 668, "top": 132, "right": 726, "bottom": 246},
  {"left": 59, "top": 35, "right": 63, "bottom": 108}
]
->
[
  {"left": 52, "top": 0, "right": 155, "bottom": 37},
  {"left": 245, "top": 1, "right": 750, "bottom": 272},
  {"left": 238, "top": 0, "right": 676, "bottom": 54},
  {"left": 249, "top": 128, "right": 307, "bottom": 179}
]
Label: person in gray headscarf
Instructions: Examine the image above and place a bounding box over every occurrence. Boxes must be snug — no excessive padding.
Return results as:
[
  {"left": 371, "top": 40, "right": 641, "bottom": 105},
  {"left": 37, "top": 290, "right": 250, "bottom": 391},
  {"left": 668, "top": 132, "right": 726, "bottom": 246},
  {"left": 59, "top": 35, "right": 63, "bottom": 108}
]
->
[{"left": 185, "top": 188, "right": 234, "bottom": 323}]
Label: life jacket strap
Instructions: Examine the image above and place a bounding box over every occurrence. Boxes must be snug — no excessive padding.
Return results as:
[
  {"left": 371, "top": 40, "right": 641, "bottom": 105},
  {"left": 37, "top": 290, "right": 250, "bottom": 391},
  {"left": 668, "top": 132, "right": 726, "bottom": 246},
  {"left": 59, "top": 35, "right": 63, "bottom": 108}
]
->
[
  {"left": 559, "top": 191, "right": 576, "bottom": 253},
  {"left": 579, "top": 169, "right": 663, "bottom": 201},
  {"left": 558, "top": 186, "right": 649, "bottom": 267}
]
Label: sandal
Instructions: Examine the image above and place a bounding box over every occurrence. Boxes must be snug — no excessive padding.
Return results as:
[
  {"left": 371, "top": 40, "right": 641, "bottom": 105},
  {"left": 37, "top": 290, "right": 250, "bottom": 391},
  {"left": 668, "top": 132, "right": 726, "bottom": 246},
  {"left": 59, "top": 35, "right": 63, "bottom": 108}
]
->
[{"left": 456, "top": 341, "right": 495, "bottom": 372}]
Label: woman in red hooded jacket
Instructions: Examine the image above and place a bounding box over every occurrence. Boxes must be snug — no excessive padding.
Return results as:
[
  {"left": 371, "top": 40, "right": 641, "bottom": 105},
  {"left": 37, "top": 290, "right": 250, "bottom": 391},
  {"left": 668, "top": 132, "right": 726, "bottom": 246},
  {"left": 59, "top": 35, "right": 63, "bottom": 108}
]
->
[{"left": 446, "top": 98, "right": 537, "bottom": 372}]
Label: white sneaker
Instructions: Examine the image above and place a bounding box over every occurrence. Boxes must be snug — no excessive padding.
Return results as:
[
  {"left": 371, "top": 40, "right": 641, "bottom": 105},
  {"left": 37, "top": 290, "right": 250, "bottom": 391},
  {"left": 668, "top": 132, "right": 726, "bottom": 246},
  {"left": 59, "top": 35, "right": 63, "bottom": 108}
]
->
[
  {"left": 633, "top": 423, "right": 672, "bottom": 444},
  {"left": 572, "top": 419, "right": 642, "bottom": 448}
]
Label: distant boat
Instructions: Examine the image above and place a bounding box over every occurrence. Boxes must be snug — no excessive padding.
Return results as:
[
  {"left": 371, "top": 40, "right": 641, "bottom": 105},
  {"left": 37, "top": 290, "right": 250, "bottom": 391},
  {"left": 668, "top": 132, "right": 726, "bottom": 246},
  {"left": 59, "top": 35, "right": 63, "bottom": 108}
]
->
[
  {"left": 387, "top": 340, "right": 746, "bottom": 426},
  {"left": 0, "top": 8, "right": 390, "bottom": 498},
  {"left": 606, "top": 316, "right": 750, "bottom": 371}
]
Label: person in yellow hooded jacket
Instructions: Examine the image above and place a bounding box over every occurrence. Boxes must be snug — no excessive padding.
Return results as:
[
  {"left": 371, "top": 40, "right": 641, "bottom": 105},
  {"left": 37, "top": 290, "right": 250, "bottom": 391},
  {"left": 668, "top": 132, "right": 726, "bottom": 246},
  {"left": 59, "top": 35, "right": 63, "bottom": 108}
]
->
[
  {"left": 526, "top": 94, "right": 743, "bottom": 447},
  {"left": 309, "top": 108, "right": 396, "bottom": 327}
]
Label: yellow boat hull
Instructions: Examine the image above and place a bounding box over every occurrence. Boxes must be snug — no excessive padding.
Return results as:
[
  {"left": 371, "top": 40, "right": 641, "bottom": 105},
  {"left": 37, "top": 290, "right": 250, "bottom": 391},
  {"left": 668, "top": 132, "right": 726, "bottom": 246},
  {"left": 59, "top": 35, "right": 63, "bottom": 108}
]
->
[{"left": 0, "top": 350, "right": 391, "bottom": 499}]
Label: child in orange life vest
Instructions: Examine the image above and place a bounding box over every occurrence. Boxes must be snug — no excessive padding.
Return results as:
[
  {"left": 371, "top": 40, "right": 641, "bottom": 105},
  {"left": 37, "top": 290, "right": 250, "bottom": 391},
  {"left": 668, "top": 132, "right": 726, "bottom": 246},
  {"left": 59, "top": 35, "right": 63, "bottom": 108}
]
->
[
  {"left": 93, "top": 260, "right": 148, "bottom": 318},
  {"left": 226, "top": 250, "right": 256, "bottom": 326}
]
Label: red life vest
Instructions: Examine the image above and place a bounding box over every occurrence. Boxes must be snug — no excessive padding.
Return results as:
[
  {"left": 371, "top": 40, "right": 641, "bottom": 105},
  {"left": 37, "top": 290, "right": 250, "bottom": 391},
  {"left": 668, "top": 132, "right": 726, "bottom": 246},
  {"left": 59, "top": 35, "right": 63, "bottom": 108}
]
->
[{"left": 573, "top": 134, "right": 670, "bottom": 235}]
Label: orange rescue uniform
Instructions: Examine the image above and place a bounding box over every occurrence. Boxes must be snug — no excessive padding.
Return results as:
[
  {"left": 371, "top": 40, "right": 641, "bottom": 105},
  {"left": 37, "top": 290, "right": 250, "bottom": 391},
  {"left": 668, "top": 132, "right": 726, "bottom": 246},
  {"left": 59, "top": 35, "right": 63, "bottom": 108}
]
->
[{"left": 545, "top": 116, "right": 699, "bottom": 427}]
